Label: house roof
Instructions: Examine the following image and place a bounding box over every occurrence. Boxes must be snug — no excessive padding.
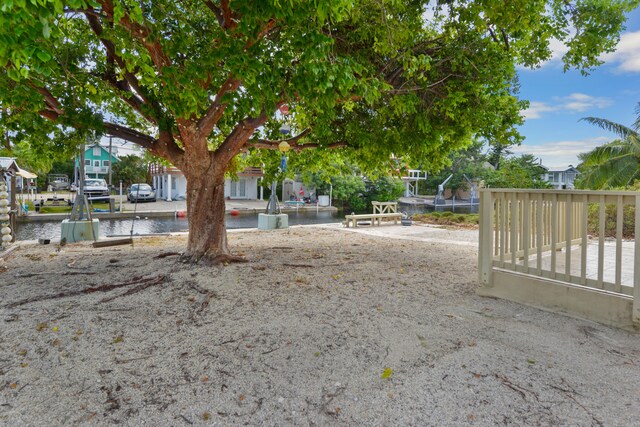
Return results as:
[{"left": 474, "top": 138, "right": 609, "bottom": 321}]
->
[
  {"left": 546, "top": 165, "right": 578, "bottom": 173},
  {"left": 85, "top": 143, "right": 120, "bottom": 159},
  {"left": 17, "top": 167, "right": 37, "bottom": 179},
  {"left": 0, "top": 157, "right": 19, "bottom": 174}
]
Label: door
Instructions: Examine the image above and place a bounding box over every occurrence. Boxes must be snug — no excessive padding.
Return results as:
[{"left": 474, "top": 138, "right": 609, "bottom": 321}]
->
[{"left": 230, "top": 179, "right": 246, "bottom": 198}]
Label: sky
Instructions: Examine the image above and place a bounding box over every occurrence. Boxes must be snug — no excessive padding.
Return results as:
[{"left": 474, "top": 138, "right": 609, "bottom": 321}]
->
[{"left": 514, "top": 8, "right": 640, "bottom": 168}]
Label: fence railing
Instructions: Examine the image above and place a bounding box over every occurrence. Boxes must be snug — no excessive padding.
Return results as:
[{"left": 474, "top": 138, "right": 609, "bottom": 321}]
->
[{"left": 478, "top": 189, "right": 640, "bottom": 327}]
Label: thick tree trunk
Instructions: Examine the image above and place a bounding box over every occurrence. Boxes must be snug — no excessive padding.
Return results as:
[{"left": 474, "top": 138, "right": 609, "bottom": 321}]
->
[{"left": 181, "top": 169, "right": 243, "bottom": 265}]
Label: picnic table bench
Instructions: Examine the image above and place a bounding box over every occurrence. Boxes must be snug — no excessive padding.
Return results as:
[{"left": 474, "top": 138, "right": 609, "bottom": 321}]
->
[
  {"left": 344, "top": 212, "right": 402, "bottom": 227},
  {"left": 344, "top": 201, "right": 403, "bottom": 228}
]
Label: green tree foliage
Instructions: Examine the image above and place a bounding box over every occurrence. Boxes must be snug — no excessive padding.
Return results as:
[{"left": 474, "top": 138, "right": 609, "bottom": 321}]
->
[
  {"left": 576, "top": 102, "right": 640, "bottom": 189},
  {"left": 1, "top": 0, "right": 636, "bottom": 261},
  {"left": 112, "top": 154, "right": 148, "bottom": 187},
  {"left": 330, "top": 175, "right": 367, "bottom": 212},
  {"left": 426, "top": 142, "right": 549, "bottom": 193},
  {"left": 483, "top": 154, "right": 551, "bottom": 189}
]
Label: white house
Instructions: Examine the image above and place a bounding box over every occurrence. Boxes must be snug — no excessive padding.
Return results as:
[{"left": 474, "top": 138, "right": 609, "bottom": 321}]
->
[
  {"left": 541, "top": 165, "right": 579, "bottom": 189},
  {"left": 149, "top": 164, "right": 264, "bottom": 201}
]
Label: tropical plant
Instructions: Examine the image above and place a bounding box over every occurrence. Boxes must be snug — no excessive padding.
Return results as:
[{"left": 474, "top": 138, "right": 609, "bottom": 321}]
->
[
  {"left": 112, "top": 154, "right": 148, "bottom": 188},
  {"left": 1, "top": 1, "right": 635, "bottom": 263},
  {"left": 576, "top": 103, "right": 640, "bottom": 189}
]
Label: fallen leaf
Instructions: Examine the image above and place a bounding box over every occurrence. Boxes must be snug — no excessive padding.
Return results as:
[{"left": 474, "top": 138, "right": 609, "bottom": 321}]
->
[
  {"left": 9, "top": 383, "right": 17, "bottom": 389},
  {"left": 113, "top": 336, "right": 124, "bottom": 344},
  {"left": 52, "top": 326, "right": 59, "bottom": 332},
  {"left": 17, "top": 349, "right": 27, "bottom": 357},
  {"left": 381, "top": 368, "right": 393, "bottom": 379},
  {"left": 202, "top": 376, "right": 209, "bottom": 383},
  {"left": 239, "top": 394, "right": 246, "bottom": 401},
  {"left": 20, "top": 363, "right": 28, "bottom": 368},
  {"left": 202, "top": 412, "right": 211, "bottom": 420},
  {"left": 36, "top": 322, "right": 48, "bottom": 331},
  {"left": 527, "top": 358, "right": 536, "bottom": 365}
]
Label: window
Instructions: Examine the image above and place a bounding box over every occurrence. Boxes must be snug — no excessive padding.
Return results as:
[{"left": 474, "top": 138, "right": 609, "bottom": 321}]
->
[
  {"left": 93, "top": 147, "right": 101, "bottom": 156},
  {"left": 94, "top": 160, "right": 100, "bottom": 167},
  {"left": 103, "top": 160, "right": 110, "bottom": 167},
  {"left": 84, "top": 160, "right": 91, "bottom": 166}
]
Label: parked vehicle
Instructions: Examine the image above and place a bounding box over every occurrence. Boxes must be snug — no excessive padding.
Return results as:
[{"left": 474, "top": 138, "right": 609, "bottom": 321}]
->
[
  {"left": 127, "top": 183, "right": 156, "bottom": 202},
  {"left": 83, "top": 178, "right": 110, "bottom": 200},
  {"left": 47, "top": 174, "right": 70, "bottom": 191}
]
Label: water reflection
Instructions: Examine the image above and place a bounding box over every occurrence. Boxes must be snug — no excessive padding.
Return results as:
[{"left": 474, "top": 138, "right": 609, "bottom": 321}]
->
[
  {"left": 15, "top": 210, "right": 343, "bottom": 241},
  {"left": 15, "top": 204, "right": 477, "bottom": 241}
]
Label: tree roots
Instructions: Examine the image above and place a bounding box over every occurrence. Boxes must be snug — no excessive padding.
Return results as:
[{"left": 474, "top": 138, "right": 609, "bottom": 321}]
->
[
  {"left": 7, "top": 275, "right": 166, "bottom": 308},
  {"left": 179, "top": 252, "right": 248, "bottom": 266}
]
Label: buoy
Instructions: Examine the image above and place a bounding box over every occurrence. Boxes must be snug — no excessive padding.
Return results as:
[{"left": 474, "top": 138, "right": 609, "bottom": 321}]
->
[
  {"left": 176, "top": 211, "right": 186, "bottom": 218},
  {"left": 230, "top": 209, "right": 239, "bottom": 216}
]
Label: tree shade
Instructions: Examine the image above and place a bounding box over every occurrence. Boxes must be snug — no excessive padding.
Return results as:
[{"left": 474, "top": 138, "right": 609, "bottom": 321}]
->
[{"left": 1, "top": 0, "right": 637, "bottom": 262}]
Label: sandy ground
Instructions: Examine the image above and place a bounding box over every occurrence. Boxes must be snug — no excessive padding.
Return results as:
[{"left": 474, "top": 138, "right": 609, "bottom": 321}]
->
[{"left": 0, "top": 224, "right": 639, "bottom": 426}]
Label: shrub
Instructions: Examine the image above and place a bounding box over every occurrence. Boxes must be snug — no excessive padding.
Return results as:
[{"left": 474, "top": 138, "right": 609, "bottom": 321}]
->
[{"left": 587, "top": 203, "right": 635, "bottom": 238}]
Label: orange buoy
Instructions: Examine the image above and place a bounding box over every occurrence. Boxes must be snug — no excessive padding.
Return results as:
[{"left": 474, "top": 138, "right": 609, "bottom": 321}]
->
[
  {"left": 176, "top": 211, "right": 186, "bottom": 218},
  {"left": 230, "top": 209, "right": 239, "bottom": 216}
]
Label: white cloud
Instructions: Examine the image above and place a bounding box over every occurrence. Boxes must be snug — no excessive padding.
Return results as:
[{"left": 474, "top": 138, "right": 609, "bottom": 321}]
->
[
  {"left": 523, "top": 93, "right": 612, "bottom": 119},
  {"left": 559, "top": 93, "right": 612, "bottom": 112},
  {"left": 547, "top": 37, "right": 570, "bottom": 63},
  {"left": 512, "top": 136, "right": 612, "bottom": 167},
  {"left": 523, "top": 101, "right": 558, "bottom": 119},
  {"left": 602, "top": 31, "right": 640, "bottom": 73}
]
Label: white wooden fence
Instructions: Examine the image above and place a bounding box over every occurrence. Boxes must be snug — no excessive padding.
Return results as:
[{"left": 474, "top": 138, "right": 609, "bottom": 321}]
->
[{"left": 478, "top": 189, "right": 640, "bottom": 329}]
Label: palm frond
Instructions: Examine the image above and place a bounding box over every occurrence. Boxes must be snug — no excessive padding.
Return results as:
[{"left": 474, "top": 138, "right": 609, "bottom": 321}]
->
[
  {"left": 580, "top": 117, "right": 638, "bottom": 139},
  {"left": 578, "top": 140, "right": 634, "bottom": 168}
]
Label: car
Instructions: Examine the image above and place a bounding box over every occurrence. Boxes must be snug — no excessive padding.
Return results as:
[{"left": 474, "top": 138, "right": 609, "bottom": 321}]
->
[
  {"left": 127, "top": 183, "right": 156, "bottom": 202},
  {"left": 83, "top": 178, "right": 110, "bottom": 200}
]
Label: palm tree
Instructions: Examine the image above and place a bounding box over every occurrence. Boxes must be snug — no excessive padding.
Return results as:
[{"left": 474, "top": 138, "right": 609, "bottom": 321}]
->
[{"left": 577, "top": 102, "right": 640, "bottom": 189}]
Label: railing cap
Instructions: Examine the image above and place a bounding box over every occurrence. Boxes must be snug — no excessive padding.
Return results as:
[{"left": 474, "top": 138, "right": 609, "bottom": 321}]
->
[{"left": 480, "top": 188, "right": 640, "bottom": 196}]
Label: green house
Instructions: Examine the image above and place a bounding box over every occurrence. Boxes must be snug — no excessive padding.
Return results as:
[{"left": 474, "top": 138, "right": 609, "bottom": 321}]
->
[{"left": 76, "top": 143, "right": 119, "bottom": 181}]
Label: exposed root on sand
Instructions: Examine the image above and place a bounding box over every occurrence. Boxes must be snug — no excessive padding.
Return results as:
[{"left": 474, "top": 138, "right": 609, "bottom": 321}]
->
[
  {"left": 179, "top": 252, "right": 248, "bottom": 266},
  {"left": 6, "top": 275, "right": 166, "bottom": 308}
]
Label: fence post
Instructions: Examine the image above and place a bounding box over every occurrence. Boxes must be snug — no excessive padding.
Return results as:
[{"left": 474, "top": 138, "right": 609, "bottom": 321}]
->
[
  {"left": 633, "top": 194, "right": 640, "bottom": 323},
  {"left": 479, "top": 189, "right": 493, "bottom": 286}
]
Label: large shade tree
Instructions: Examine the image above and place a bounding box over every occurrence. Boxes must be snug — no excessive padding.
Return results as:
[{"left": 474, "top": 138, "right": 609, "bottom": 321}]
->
[{"left": 1, "top": 0, "right": 637, "bottom": 263}]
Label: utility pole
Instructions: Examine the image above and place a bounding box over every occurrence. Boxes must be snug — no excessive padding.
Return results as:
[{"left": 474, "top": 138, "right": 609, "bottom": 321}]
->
[{"left": 108, "top": 135, "right": 113, "bottom": 187}]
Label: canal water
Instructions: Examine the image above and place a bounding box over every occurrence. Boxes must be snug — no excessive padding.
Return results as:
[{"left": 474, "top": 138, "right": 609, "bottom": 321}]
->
[
  {"left": 14, "top": 203, "right": 477, "bottom": 241},
  {"left": 14, "top": 210, "right": 344, "bottom": 241}
]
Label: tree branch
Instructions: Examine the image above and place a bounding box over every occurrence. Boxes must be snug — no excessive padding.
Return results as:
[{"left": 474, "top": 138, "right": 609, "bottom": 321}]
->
[
  {"left": 202, "top": 0, "right": 224, "bottom": 27},
  {"left": 220, "top": 0, "right": 237, "bottom": 30},
  {"left": 196, "top": 75, "right": 241, "bottom": 140},
  {"left": 249, "top": 141, "right": 347, "bottom": 152},
  {"left": 245, "top": 18, "right": 277, "bottom": 50},
  {"left": 85, "top": 12, "right": 158, "bottom": 124},
  {"left": 500, "top": 28, "right": 510, "bottom": 50},
  {"left": 255, "top": 128, "right": 311, "bottom": 146},
  {"left": 215, "top": 110, "right": 269, "bottom": 165},
  {"left": 103, "top": 122, "right": 157, "bottom": 149},
  {"left": 97, "top": 0, "right": 171, "bottom": 70}
]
